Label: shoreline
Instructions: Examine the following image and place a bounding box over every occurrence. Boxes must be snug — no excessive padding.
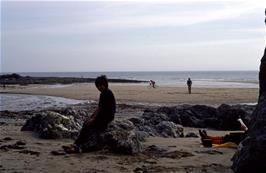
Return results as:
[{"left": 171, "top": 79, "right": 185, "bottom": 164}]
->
[{"left": 0, "top": 83, "right": 259, "bottom": 106}]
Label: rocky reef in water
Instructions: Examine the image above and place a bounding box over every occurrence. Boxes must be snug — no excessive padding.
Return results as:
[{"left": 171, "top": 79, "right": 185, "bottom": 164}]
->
[
  {"left": 231, "top": 9, "right": 266, "bottom": 173},
  {"left": 0, "top": 73, "right": 147, "bottom": 85}
]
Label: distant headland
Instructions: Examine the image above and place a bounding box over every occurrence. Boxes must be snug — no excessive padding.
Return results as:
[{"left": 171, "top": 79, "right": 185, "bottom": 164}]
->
[{"left": 0, "top": 73, "right": 147, "bottom": 85}]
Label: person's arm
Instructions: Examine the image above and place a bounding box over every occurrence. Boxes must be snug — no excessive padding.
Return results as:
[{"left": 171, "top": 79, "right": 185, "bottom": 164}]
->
[
  {"left": 237, "top": 118, "right": 248, "bottom": 132},
  {"left": 84, "top": 108, "right": 100, "bottom": 125}
]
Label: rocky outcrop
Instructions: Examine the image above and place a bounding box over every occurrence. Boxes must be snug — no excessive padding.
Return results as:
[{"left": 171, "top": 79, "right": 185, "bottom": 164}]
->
[
  {"left": 0, "top": 73, "right": 146, "bottom": 85},
  {"left": 217, "top": 104, "right": 250, "bottom": 130},
  {"left": 232, "top": 93, "right": 266, "bottom": 173},
  {"left": 19, "top": 101, "right": 256, "bottom": 155},
  {"left": 231, "top": 9, "right": 266, "bottom": 173},
  {"left": 20, "top": 103, "right": 255, "bottom": 140},
  {"left": 21, "top": 110, "right": 142, "bottom": 154},
  {"left": 143, "top": 104, "right": 254, "bottom": 130},
  {"left": 21, "top": 111, "right": 81, "bottom": 139},
  {"left": 129, "top": 111, "right": 184, "bottom": 138},
  {"left": 83, "top": 120, "right": 142, "bottom": 154}
]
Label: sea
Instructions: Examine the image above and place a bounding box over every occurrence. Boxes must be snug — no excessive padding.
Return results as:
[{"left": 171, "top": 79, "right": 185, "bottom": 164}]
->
[
  {"left": 0, "top": 71, "right": 259, "bottom": 111},
  {"left": 17, "top": 71, "right": 259, "bottom": 88}
]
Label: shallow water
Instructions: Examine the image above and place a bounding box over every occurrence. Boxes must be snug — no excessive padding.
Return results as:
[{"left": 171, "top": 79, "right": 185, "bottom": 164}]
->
[{"left": 0, "top": 93, "right": 87, "bottom": 112}]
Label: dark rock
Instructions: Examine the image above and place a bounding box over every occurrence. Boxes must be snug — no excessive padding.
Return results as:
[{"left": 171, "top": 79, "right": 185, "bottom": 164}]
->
[
  {"left": 155, "top": 121, "right": 183, "bottom": 138},
  {"left": 196, "top": 150, "right": 223, "bottom": 155},
  {"left": 0, "top": 122, "right": 7, "bottom": 126},
  {"left": 130, "top": 113, "right": 184, "bottom": 138},
  {"left": 128, "top": 117, "right": 145, "bottom": 127},
  {"left": 232, "top": 93, "right": 266, "bottom": 173},
  {"left": 81, "top": 120, "right": 142, "bottom": 155},
  {"left": 21, "top": 110, "right": 142, "bottom": 154},
  {"left": 144, "top": 104, "right": 254, "bottom": 130},
  {"left": 231, "top": 10, "right": 266, "bottom": 173},
  {"left": 143, "top": 145, "right": 194, "bottom": 159},
  {"left": 0, "top": 144, "right": 25, "bottom": 150},
  {"left": 217, "top": 104, "right": 248, "bottom": 130},
  {"left": 142, "top": 111, "right": 170, "bottom": 125},
  {"left": 134, "top": 166, "right": 148, "bottom": 173},
  {"left": 156, "top": 106, "right": 182, "bottom": 124},
  {"left": 134, "top": 131, "right": 149, "bottom": 142},
  {"left": 18, "top": 150, "right": 40, "bottom": 156},
  {"left": 16, "top": 140, "right": 26, "bottom": 145},
  {"left": 0, "top": 73, "right": 146, "bottom": 85},
  {"left": 21, "top": 111, "right": 81, "bottom": 139},
  {"left": 185, "top": 132, "right": 199, "bottom": 138},
  {"left": 3, "top": 137, "right": 13, "bottom": 141}
]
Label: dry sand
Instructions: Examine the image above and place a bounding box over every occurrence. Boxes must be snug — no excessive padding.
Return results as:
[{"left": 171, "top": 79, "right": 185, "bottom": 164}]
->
[{"left": 0, "top": 83, "right": 259, "bottom": 105}]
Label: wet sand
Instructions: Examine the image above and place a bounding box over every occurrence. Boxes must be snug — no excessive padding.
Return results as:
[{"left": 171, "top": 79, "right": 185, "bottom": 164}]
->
[{"left": 0, "top": 83, "right": 259, "bottom": 105}]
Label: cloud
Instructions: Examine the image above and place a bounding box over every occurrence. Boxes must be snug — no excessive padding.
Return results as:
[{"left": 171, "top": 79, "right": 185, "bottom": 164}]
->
[{"left": 3, "top": 0, "right": 265, "bottom": 36}]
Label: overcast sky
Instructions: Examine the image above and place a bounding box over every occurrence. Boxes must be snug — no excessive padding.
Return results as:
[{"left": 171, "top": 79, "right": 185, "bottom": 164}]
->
[{"left": 1, "top": 0, "right": 266, "bottom": 72}]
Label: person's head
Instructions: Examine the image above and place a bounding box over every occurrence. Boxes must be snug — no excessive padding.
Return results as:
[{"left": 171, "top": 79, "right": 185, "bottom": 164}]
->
[{"left": 95, "top": 75, "right": 108, "bottom": 92}]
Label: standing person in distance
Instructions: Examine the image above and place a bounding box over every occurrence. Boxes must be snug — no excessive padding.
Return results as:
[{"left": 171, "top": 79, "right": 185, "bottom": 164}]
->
[{"left": 187, "top": 78, "right": 192, "bottom": 94}]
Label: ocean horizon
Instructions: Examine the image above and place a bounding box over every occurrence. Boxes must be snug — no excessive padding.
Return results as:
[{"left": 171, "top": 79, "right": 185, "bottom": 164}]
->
[{"left": 2, "top": 70, "right": 257, "bottom": 87}]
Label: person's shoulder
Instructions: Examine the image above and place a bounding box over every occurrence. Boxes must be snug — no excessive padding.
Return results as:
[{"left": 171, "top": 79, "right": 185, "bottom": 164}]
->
[{"left": 105, "top": 88, "right": 114, "bottom": 96}]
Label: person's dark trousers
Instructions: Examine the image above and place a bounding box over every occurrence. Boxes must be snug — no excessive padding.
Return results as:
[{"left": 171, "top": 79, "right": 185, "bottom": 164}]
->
[
  {"left": 188, "top": 86, "right": 191, "bottom": 94},
  {"left": 223, "top": 132, "right": 247, "bottom": 145},
  {"left": 74, "top": 123, "right": 107, "bottom": 150},
  {"left": 74, "top": 123, "right": 92, "bottom": 146}
]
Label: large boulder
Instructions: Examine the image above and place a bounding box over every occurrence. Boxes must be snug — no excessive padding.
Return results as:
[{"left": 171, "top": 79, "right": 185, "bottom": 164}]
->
[
  {"left": 155, "top": 121, "right": 183, "bottom": 138},
  {"left": 217, "top": 104, "right": 248, "bottom": 130},
  {"left": 129, "top": 113, "right": 184, "bottom": 138},
  {"left": 78, "top": 120, "right": 142, "bottom": 155},
  {"left": 142, "top": 110, "right": 170, "bottom": 125},
  {"left": 232, "top": 93, "right": 266, "bottom": 173},
  {"left": 22, "top": 112, "right": 142, "bottom": 154},
  {"left": 156, "top": 106, "right": 183, "bottom": 124},
  {"left": 21, "top": 111, "right": 81, "bottom": 139},
  {"left": 231, "top": 9, "right": 266, "bottom": 173}
]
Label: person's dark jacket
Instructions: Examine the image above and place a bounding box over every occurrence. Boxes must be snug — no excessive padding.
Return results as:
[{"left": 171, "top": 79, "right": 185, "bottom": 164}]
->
[{"left": 93, "top": 89, "right": 116, "bottom": 129}]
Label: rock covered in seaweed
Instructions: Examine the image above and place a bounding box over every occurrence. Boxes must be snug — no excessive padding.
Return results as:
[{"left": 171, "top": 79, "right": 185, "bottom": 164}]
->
[
  {"left": 21, "top": 111, "right": 81, "bottom": 139},
  {"left": 21, "top": 111, "right": 142, "bottom": 154}
]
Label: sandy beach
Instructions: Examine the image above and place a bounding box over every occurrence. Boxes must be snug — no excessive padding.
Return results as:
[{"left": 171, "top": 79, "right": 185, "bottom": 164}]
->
[
  {"left": 1, "top": 123, "right": 235, "bottom": 173},
  {"left": 0, "top": 83, "right": 258, "bottom": 173},
  {"left": 0, "top": 83, "right": 259, "bottom": 105}
]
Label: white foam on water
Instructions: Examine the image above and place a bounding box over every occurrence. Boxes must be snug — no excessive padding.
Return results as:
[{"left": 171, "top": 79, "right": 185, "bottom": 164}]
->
[{"left": 0, "top": 93, "right": 89, "bottom": 111}]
